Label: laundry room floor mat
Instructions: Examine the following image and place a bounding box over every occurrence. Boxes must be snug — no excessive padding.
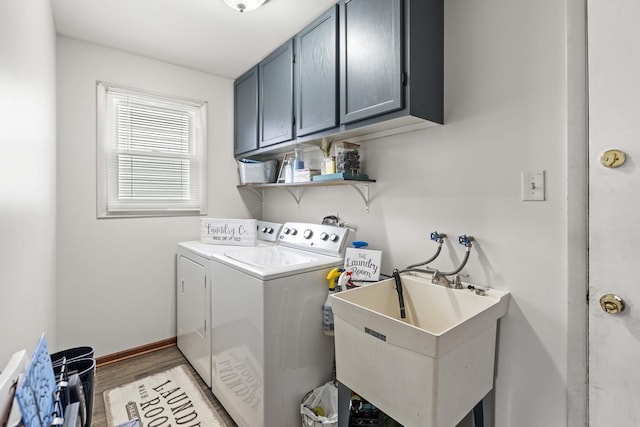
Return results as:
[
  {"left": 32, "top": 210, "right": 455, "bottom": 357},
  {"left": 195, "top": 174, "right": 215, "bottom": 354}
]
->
[{"left": 103, "top": 364, "right": 224, "bottom": 427}]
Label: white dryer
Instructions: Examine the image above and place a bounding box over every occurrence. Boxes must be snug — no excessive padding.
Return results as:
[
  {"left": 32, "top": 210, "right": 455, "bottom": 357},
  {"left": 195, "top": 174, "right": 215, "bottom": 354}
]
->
[
  {"left": 209, "top": 222, "right": 351, "bottom": 427},
  {"left": 176, "top": 220, "right": 282, "bottom": 388}
]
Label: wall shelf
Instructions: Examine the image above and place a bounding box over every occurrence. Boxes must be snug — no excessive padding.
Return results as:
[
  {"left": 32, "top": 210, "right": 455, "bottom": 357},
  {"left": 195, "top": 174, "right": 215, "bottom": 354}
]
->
[{"left": 238, "top": 179, "right": 375, "bottom": 212}]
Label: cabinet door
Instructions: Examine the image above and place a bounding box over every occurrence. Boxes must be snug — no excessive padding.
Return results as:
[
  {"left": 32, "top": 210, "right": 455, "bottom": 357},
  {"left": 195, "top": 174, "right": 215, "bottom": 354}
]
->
[
  {"left": 260, "top": 39, "right": 294, "bottom": 147},
  {"left": 295, "top": 6, "right": 339, "bottom": 137},
  {"left": 234, "top": 66, "right": 259, "bottom": 156},
  {"left": 340, "top": 0, "right": 403, "bottom": 124}
]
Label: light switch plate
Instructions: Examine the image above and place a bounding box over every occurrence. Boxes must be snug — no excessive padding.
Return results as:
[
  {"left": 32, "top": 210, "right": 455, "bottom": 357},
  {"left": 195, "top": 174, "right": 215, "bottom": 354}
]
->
[{"left": 522, "top": 170, "right": 545, "bottom": 201}]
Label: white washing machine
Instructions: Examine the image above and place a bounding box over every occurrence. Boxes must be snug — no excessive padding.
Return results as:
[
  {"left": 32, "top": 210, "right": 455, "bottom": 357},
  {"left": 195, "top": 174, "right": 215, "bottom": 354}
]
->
[
  {"left": 176, "top": 220, "right": 282, "bottom": 388},
  {"left": 209, "top": 222, "right": 351, "bottom": 427}
]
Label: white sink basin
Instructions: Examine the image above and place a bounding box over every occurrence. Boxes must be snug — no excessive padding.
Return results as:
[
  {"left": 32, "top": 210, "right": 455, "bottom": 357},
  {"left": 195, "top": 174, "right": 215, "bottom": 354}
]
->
[{"left": 331, "top": 273, "right": 510, "bottom": 427}]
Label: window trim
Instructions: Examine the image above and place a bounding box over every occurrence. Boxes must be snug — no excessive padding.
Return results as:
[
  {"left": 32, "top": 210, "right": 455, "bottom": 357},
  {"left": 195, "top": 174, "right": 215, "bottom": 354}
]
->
[{"left": 96, "top": 81, "right": 208, "bottom": 218}]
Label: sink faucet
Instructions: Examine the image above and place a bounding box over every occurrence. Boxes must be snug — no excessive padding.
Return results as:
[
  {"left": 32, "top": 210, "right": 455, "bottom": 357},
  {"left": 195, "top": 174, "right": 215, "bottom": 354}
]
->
[{"left": 431, "top": 270, "right": 451, "bottom": 287}]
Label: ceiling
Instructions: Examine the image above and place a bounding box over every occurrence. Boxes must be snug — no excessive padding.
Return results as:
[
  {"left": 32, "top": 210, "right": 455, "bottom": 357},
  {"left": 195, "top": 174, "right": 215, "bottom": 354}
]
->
[{"left": 51, "top": 0, "right": 337, "bottom": 79}]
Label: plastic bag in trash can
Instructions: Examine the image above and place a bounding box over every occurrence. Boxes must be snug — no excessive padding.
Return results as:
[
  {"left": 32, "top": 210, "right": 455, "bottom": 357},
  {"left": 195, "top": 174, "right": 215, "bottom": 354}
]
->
[{"left": 301, "top": 381, "right": 338, "bottom": 427}]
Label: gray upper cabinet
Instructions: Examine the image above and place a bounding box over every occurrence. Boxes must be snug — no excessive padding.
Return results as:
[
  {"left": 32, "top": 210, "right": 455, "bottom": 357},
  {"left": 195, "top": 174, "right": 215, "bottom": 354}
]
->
[
  {"left": 259, "top": 39, "right": 295, "bottom": 147},
  {"left": 339, "top": 0, "right": 443, "bottom": 129},
  {"left": 234, "top": 66, "right": 259, "bottom": 156},
  {"left": 233, "top": 0, "right": 442, "bottom": 159},
  {"left": 295, "top": 5, "right": 339, "bottom": 137},
  {"left": 340, "top": 0, "right": 403, "bottom": 124}
]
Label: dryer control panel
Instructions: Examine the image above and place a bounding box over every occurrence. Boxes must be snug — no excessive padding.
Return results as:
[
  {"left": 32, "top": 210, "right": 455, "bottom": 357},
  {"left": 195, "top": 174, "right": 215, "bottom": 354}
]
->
[
  {"left": 256, "top": 220, "right": 283, "bottom": 244},
  {"left": 278, "top": 222, "right": 351, "bottom": 256}
]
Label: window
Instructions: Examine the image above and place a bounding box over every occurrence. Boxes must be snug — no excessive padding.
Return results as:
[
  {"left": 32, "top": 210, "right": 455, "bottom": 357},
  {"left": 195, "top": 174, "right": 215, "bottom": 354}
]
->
[{"left": 96, "top": 81, "right": 207, "bottom": 217}]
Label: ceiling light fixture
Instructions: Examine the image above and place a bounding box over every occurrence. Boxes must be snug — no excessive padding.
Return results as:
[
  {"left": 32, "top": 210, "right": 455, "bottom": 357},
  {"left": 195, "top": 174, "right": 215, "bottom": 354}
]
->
[{"left": 223, "top": 0, "right": 268, "bottom": 13}]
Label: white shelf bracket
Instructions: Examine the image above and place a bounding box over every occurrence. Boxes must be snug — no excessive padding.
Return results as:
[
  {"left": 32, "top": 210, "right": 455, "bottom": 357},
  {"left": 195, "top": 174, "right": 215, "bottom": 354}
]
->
[
  {"left": 348, "top": 183, "right": 370, "bottom": 212},
  {"left": 243, "top": 186, "right": 264, "bottom": 207},
  {"left": 283, "top": 187, "right": 302, "bottom": 207}
]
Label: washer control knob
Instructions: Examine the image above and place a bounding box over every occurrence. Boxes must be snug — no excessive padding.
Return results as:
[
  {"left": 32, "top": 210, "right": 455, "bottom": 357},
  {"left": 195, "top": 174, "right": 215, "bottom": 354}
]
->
[
  {"left": 282, "top": 227, "right": 290, "bottom": 234},
  {"left": 267, "top": 227, "right": 274, "bottom": 234},
  {"left": 261, "top": 227, "right": 268, "bottom": 233},
  {"left": 329, "top": 233, "right": 339, "bottom": 242},
  {"left": 290, "top": 228, "right": 298, "bottom": 236},
  {"left": 320, "top": 232, "right": 329, "bottom": 241},
  {"left": 304, "top": 229, "right": 313, "bottom": 239}
]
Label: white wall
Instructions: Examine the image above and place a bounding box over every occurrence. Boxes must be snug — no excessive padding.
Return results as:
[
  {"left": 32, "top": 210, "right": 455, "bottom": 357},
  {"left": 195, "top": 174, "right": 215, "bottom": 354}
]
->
[
  {"left": 56, "top": 37, "right": 254, "bottom": 357},
  {"left": 0, "top": 0, "right": 58, "bottom": 364},
  {"left": 263, "top": 0, "right": 572, "bottom": 425}
]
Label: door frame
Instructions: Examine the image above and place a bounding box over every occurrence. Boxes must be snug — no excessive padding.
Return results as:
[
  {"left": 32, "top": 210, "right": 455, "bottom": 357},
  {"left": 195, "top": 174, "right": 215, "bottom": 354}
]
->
[{"left": 566, "top": 0, "right": 588, "bottom": 425}]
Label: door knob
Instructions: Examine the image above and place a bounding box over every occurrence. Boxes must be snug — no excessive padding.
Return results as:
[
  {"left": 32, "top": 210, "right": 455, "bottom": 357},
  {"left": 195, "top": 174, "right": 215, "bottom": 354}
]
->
[{"left": 599, "top": 294, "right": 625, "bottom": 314}]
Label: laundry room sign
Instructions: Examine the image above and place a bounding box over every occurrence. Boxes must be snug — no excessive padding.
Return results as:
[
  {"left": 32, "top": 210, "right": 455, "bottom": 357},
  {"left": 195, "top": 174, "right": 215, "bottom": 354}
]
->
[
  {"left": 201, "top": 218, "right": 257, "bottom": 246},
  {"left": 344, "top": 248, "right": 382, "bottom": 281}
]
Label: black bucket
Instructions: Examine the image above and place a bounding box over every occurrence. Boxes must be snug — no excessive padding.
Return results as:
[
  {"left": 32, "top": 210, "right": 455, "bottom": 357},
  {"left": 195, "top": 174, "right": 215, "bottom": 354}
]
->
[
  {"left": 50, "top": 346, "right": 94, "bottom": 367},
  {"left": 54, "top": 358, "right": 96, "bottom": 427}
]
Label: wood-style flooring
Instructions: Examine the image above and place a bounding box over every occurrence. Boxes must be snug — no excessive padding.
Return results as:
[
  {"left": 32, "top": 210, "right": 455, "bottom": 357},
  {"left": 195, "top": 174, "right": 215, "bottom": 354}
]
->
[{"left": 91, "top": 346, "right": 238, "bottom": 427}]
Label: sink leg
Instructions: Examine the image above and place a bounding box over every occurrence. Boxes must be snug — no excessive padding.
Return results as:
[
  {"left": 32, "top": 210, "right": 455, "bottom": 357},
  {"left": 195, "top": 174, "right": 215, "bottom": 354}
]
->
[
  {"left": 473, "top": 399, "right": 484, "bottom": 427},
  {"left": 337, "top": 381, "right": 350, "bottom": 427}
]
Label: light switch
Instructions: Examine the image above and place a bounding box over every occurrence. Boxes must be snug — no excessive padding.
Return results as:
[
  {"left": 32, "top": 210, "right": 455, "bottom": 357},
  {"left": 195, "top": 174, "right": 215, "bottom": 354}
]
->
[{"left": 522, "top": 170, "right": 545, "bottom": 201}]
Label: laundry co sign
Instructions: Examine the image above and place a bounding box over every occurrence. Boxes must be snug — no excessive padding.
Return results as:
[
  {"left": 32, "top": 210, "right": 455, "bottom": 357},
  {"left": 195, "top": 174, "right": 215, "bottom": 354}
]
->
[{"left": 200, "top": 218, "right": 257, "bottom": 246}]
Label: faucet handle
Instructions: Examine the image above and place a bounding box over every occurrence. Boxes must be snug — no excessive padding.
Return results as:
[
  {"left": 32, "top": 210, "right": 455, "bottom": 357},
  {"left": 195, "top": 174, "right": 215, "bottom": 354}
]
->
[
  {"left": 430, "top": 231, "right": 446, "bottom": 242},
  {"left": 431, "top": 270, "right": 445, "bottom": 285},
  {"left": 430, "top": 270, "right": 440, "bottom": 285},
  {"left": 458, "top": 235, "right": 474, "bottom": 247},
  {"left": 431, "top": 270, "right": 452, "bottom": 287},
  {"left": 452, "top": 274, "right": 469, "bottom": 289}
]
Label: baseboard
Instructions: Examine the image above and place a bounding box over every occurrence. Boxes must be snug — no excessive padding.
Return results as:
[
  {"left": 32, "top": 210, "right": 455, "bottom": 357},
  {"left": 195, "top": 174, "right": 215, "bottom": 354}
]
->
[{"left": 95, "top": 337, "right": 177, "bottom": 368}]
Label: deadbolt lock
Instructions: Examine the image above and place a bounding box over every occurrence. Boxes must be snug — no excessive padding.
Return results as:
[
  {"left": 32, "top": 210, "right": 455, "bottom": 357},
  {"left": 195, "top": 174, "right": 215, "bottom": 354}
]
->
[
  {"left": 600, "top": 149, "right": 626, "bottom": 168},
  {"left": 599, "top": 294, "right": 625, "bottom": 314}
]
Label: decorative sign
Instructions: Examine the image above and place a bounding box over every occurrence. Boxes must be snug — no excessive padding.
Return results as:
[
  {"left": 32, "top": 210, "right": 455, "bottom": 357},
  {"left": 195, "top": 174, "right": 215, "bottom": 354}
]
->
[
  {"left": 200, "top": 219, "right": 257, "bottom": 246},
  {"left": 15, "top": 334, "right": 56, "bottom": 427},
  {"left": 344, "top": 248, "right": 382, "bottom": 281}
]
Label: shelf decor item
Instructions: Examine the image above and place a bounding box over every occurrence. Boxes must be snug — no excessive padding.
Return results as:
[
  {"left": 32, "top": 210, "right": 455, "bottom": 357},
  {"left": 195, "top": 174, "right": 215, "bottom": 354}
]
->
[
  {"left": 335, "top": 141, "right": 361, "bottom": 175},
  {"left": 312, "top": 172, "right": 369, "bottom": 182},
  {"left": 237, "top": 159, "right": 278, "bottom": 184},
  {"left": 277, "top": 152, "right": 295, "bottom": 183},
  {"left": 319, "top": 137, "right": 336, "bottom": 175},
  {"left": 294, "top": 169, "right": 321, "bottom": 183}
]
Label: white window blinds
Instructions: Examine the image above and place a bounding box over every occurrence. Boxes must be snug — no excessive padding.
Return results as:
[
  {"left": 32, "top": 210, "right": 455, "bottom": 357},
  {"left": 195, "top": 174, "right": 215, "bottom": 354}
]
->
[{"left": 97, "top": 82, "right": 207, "bottom": 217}]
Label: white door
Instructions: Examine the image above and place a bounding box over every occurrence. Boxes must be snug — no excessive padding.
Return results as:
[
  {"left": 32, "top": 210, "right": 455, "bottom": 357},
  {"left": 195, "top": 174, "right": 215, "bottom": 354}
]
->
[{"left": 588, "top": 0, "right": 640, "bottom": 424}]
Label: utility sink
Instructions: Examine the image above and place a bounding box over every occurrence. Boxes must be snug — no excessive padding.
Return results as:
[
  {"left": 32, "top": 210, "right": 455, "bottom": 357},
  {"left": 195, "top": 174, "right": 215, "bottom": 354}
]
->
[{"left": 331, "top": 273, "right": 510, "bottom": 427}]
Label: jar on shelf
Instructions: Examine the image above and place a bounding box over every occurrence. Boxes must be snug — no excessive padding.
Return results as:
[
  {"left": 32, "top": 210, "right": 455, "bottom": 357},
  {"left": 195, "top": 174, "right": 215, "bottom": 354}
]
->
[
  {"left": 335, "top": 142, "right": 361, "bottom": 175},
  {"left": 321, "top": 155, "right": 336, "bottom": 175}
]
